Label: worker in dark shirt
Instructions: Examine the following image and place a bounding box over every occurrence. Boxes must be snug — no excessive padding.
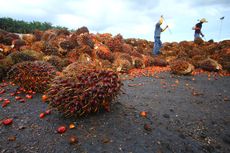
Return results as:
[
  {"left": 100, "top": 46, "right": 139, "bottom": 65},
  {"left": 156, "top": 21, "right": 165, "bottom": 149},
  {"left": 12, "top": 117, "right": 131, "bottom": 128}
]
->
[
  {"left": 193, "top": 18, "right": 208, "bottom": 40},
  {"left": 153, "top": 16, "right": 168, "bottom": 55}
]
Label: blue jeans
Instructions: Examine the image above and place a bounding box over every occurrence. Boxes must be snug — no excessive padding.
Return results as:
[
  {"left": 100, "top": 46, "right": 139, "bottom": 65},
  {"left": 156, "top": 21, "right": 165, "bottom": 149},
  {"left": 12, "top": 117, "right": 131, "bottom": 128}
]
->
[
  {"left": 153, "top": 37, "right": 162, "bottom": 55},
  {"left": 194, "top": 33, "right": 200, "bottom": 40}
]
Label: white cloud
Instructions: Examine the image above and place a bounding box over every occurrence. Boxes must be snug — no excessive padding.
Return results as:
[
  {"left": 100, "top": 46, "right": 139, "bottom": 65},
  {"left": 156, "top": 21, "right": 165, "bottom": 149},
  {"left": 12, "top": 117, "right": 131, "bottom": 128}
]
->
[{"left": 0, "top": 0, "right": 229, "bottom": 42}]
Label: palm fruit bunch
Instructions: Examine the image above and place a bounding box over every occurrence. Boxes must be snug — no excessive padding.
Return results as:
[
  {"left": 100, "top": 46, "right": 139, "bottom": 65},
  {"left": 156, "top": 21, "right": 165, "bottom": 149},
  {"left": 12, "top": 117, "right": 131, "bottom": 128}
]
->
[
  {"left": 129, "top": 49, "right": 143, "bottom": 58},
  {"left": 0, "top": 44, "right": 11, "bottom": 55},
  {"left": 43, "top": 55, "right": 63, "bottom": 71},
  {"left": 217, "top": 40, "right": 230, "bottom": 50},
  {"left": 187, "top": 47, "right": 206, "bottom": 58},
  {"left": 41, "top": 29, "right": 57, "bottom": 41},
  {"left": 194, "top": 37, "right": 204, "bottom": 45},
  {"left": 62, "top": 61, "right": 100, "bottom": 79},
  {"left": 203, "top": 43, "right": 218, "bottom": 55},
  {"left": 0, "top": 56, "right": 13, "bottom": 68},
  {"left": 94, "top": 44, "right": 114, "bottom": 62},
  {"left": 177, "top": 50, "right": 188, "bottom": 59},
  {"left": 70, "top": 28, "right": 89, "bottom": 45},
  {"left": 113, "top": 52, "right": 132, "bottom": 64},
  {"left": 56, "top": 29, "right": 70, "bottom": 36},
  {"left": 152, "top": 57, "right": 168, "bottom": 67},
  {"left": 78, "top": 45, "right": 93, "bottom": 56},
  {"left": 1, "top": 33, "right": 19, "bottom": 45},
  {"left": 21, "top": 50, "right": 44, "bottom": 60},
  {"left": 0, "top": 56, "right": 12, "bottom": 81},
  {"left": 0, "top": 29, "right": 8, "bottom": 40},
  {"left": 95, "top": 33, "right": 112, "bottom": 44},
  {"left": 22, "top": 34, "right": 36, "bottom": 45},
  {"left": 170, "top": 60, "right": 194, "bottom": 75},
  {"left": 132, "top": 57, "right": 144, "bottom": 68},
  {"left": 191, "top": 55, "right": 206, "bottom": 68},
  {"left": 8, "top": 51, "right": 37, "bottom": 64},
  {"left": 113, "top": 58, "right": 132, "bottom": 73},
  {"left": 0, "top": 52, "right": 5, "bottom": 60},
  {"left": 124, "top": 38, "right": 138, "bottom": 47},
  {"left": 1, "top": 36, "right": 13, "bottom": 45},
  {"left": 165, "top": 56, "right": 177, "bottom": 63},
  {"left": 7, "top": 61, "right": 57, "bottom": 92},
  {"left": 31, "top": 41, "right": 45, "bottom": 52},
  {"left": 135, "top": 46, "right": 145, "bottom": 54},
  {"left": 122, "top": 43, "right": 133, "bottom": 54},
  {"left": 13, "top": 39, "right": 26, "bottom": 50},
  {"left": 105, "top": 34, "right": 124, "bottom": 52},
  {"left": 66, "top": 50, "right": 80, "bottom": 62},
  {"left": 0, "top": 56, "right": 13, "bottom": 81},
  {"left": 78, "top": 53, "right": 92, "bottom": 63},
  {"left": 6, "top": 33, "right": 20, "bottom": 40},
  {"left": 179, "top": 41, "right": 194, "bottom": 50},
  {"left": 0, "top": 65, "right": 6, "bottom": 81},
  {"left": 33, "top": 30, "right": 44, "bottom": 41},
  {"left": 142, "top": 55, "right": 154, "bottom": 67},
  {"left": 219, "top": 48, "right": 230, "bottom": 71},
  {"left": 97, "top": 59, "right": 113, "bottom": 70},
  {"left": 75, "top": 26, "right": 89, "bottom": 35},
  {"left": 199, "top": 58, "right": 222, "bottom": 72},
  {"left": 61, "top": 58, "right": 72, "bottom": 68},
  {"left": 46, "top": 67, "right": 122, "bottom": 118},
  {"left": 161, "top": 48, "right": 178, "bottom": 57},
  {"left": 78, "top": 33, "right": 94, "bottom": 49},
  {"left": 59, "top": 40, "right": 76, "bottom": 51},
  {"left": 42, "top": 42, "right": 59, "bottom": 56}
]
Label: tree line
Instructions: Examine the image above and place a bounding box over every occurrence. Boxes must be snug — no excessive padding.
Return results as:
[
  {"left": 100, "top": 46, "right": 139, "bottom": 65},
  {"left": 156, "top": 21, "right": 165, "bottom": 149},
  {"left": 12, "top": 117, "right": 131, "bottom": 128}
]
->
[{"left": 0, "top": 17, "right": 68, "bottom": 33}]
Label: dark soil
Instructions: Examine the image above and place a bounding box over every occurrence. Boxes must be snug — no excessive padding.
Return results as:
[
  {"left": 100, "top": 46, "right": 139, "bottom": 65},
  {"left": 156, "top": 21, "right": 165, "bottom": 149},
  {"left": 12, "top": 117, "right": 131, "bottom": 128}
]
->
[{"left": 0, "top": 72, "right": 230, "bottom": 153}]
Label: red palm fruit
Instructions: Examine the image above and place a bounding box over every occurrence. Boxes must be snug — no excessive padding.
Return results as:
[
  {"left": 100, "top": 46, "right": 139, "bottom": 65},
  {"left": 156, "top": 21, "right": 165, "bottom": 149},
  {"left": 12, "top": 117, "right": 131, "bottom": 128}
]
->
[
  {"left": 140, "top": 111, "right": 147, "bottom": 117},
  {"left": 2, "top": 118, "right": 13, "bottom": 125},
  {"left": 15, "top": 96, "right": 21, "bottom": 101},
  {"left": 39, "top": 113, "right": 45, "bottom": 118},
  {"left": 19, "top": 87, "right": 25, "bottom": 91},
  {"left": 19, "top": 99, "right": 26, "bottom": 103},
  {"left": 10, "top": 92, "right": 16, "bottom": 96},
  {"left": 25, "top": 94, "right": 33, "bottom": 99},
  {"left": 2, "top": 100, "right": 10, "bottom": 107},
  {"left": 42, "top": 95, "right": 48, "bottom": 102},
  {"left": 27, "top": 90, "right": 33, "bottom": 94},
  {"left": 45, "top": 110, "right": 51, "bottom": 115},
  {"left": 0, "top": 89, "right": 5, "bottom": 94},
  {"left": 69, "top": 136, "right": 78, "bottom": 144},
  {"left": 57, "top": 126, "right": 67, "bottom": 134}
]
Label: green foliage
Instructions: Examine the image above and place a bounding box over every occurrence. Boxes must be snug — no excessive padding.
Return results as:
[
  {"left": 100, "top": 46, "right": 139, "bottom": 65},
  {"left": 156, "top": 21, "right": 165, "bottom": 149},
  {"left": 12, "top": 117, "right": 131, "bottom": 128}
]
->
[{"left": 0, "top": 17, "right": 68, "bottom": 33}]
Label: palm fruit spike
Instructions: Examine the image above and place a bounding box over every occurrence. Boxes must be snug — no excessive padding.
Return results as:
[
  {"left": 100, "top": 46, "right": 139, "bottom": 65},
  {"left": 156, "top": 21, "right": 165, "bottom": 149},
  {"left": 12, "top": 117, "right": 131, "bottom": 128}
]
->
[
  {"left": 7, "top": 61, "right": 57, "bottom": 92},
  {"left": 46, "top": 69, "right": 122, "bottom": 118}
]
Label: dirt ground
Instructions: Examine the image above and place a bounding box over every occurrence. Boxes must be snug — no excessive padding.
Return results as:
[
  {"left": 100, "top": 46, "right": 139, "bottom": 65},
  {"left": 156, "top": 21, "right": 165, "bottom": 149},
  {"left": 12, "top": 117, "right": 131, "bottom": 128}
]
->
[{"left": 0, "top": 72, "right": 230, "bottom": 153}]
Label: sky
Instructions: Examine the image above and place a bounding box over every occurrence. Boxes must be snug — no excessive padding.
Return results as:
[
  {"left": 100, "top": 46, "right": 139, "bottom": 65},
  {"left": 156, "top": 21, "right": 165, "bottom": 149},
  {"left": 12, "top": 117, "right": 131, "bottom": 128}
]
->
[{"left": 0, "top": 0, "right": 229, "bottom": 42}]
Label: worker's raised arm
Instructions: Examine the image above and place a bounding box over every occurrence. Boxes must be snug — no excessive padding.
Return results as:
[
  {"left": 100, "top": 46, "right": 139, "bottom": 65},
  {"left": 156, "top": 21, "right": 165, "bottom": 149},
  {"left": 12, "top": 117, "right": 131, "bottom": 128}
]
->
[
  {"left": 200, "top": 31, "right": 204, "bottom": 37},
  {"left": 162, "top": 25, "right": 168, "bottom": 32}
]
